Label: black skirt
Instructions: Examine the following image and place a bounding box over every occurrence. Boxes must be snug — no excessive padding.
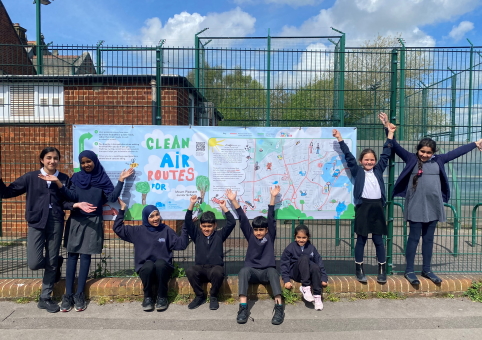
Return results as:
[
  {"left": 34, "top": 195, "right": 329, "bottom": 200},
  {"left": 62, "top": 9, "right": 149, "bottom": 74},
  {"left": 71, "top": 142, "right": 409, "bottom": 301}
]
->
[{"left": 354, "top": 198, "right": 387, "bottom": 236}]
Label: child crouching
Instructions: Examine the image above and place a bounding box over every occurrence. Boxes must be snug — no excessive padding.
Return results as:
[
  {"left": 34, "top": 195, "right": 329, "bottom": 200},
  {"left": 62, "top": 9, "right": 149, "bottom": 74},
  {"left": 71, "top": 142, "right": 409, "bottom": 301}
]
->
[
  {"left": 280, "top": 225, "right": 328, "bottom": 310},
  {"left": 113, "top": 198, "right": 188, "bottom": 311}
]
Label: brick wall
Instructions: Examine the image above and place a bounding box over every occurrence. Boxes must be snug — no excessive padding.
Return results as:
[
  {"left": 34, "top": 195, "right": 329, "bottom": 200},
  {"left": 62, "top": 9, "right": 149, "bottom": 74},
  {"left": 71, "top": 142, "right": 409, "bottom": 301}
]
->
[
  {"left": 0, "top": 2, "right": 36, "bottom": 75},
  {"left": 0, "top": 80, "right": 196, "bottom": 236}
]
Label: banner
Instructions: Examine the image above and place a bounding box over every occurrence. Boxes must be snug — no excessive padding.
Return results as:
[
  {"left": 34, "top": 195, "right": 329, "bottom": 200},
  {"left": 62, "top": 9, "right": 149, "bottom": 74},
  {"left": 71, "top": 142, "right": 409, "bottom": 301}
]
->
[{"left": 73, "top": 125, "right": 357, "bottom": 220}]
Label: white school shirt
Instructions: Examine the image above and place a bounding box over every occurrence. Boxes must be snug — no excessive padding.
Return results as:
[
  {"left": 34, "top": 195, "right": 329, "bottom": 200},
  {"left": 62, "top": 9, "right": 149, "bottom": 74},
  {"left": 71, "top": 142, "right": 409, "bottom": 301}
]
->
[
  {"left": 40, "top": 168, "right": 59, "bottom": 208},
  {"left": 361, "top": 169, "right": 381, "bottom": 199}
]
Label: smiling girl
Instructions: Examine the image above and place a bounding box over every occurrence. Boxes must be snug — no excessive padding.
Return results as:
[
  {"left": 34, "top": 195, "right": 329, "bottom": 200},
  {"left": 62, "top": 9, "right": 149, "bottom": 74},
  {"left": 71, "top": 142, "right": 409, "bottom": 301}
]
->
[
  {"left": 333, "top": 121, "right": 395, "bottom": 284},
  {"left": 0, "top": 147, "right": 95, "bottom": 313},
  {"left": 280, "top": 225, "right": 328, "bottom": 311},
  {"left": 39, "top": 150, "right": 133, "bottom": 312},
  {"left": 380, "top": 113, "right": 482, "bottom": 285},
  {"left": 113, "top": 198, "right": 188, "bottom": 312}
]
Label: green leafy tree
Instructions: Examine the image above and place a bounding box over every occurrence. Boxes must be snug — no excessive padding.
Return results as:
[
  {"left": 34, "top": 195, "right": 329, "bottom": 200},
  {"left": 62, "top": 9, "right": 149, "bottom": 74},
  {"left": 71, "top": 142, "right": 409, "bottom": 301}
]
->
[
  {"left": 195, "top": 176, "right": 210, "bottom": 203},
  {"left": 299, "top": 199, "right": 305, "bottom": 211},
  {"left": 135, "top": 181, "right": 150, "bottom": 205}
]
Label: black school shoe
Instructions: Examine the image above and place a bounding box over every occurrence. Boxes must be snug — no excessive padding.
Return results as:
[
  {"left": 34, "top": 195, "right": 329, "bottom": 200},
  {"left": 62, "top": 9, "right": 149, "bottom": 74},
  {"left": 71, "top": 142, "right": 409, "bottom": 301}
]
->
[
  {"left": 188, "top": 295, "right": 206, "bottom": 310},
  {"left": 404, "top": 272, "right": 421, "bottom": 285},
  {"left": 236, "top": 304, "right": 250, "bottom": 324},
  {"left": 209, "top": 296, "right": 219, "bottom": 310},
  {"left": 422, "top": 271, "right": 443, "bottom": 284},
  {"left": 156, "top": 297, "right": 168, "bottom": 311},
  {"left": 271, "top": 304, "right": 285, "bottom": 325},
  {"left": 38, "top": 297, "right": 60, "bottom": 313},
  {"left": 60, "top": 294, "right": 74, "bottom": 312},
  {"left": 142, "top": 297, "right": 155, "bottom": 311},
  {"left": 73, "top": 292, "right": 87, "bottom": 312}
]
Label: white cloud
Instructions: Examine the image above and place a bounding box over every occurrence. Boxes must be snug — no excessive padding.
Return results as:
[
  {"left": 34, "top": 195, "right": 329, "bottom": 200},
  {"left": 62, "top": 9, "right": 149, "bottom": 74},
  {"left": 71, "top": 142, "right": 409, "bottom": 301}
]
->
[
  {"left": 279, "top": 0, "right": 481, "bottom": 47},
  {"left": 234, "top": 0, "right": 322, "bottom": 7},
  {"left": 448, "top": 21, "right": 474, "bottom": 42},
  {"left": 127, "top": 8, "right": 256, "bottom": 47}
]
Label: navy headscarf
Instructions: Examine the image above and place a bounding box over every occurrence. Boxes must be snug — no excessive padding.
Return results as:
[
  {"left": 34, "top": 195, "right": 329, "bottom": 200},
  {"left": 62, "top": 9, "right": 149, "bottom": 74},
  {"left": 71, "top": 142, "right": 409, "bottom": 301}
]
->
[
  {"left": 71, "top": 150, "right": 114, "bottom": 194},
  {"left": 142, "top": 205, "right": 161, "bottom": 232}
]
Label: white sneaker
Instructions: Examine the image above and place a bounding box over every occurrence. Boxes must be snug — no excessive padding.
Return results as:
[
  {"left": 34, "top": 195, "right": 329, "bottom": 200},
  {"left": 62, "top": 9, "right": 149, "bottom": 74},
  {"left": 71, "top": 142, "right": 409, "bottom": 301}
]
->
[
  {"left": 314, "top": 295, "right": 323, "bottom": 311},
  {"left": 300, "top": 286, "right": 314, "bottom": 302}
]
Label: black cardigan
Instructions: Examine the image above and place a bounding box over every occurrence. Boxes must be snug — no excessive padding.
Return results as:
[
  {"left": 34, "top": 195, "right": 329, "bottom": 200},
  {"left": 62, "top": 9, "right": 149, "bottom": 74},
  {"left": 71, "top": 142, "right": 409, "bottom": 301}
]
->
[{"left": 0, "top": 170, "right": 73, "bottom": 229}]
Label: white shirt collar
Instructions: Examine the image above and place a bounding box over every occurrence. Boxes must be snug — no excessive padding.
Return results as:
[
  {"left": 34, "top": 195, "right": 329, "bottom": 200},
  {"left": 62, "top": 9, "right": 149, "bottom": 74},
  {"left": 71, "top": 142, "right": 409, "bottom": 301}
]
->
[{"left": 40, "top": 168, "right": 59, "bottom": 187}]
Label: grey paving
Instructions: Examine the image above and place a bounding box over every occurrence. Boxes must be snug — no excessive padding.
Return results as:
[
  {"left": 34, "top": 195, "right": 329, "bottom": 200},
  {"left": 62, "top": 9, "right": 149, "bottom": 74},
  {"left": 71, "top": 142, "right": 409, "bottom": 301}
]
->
[{"left": 1, "top": 297, "right": 482, "bottom": 339}]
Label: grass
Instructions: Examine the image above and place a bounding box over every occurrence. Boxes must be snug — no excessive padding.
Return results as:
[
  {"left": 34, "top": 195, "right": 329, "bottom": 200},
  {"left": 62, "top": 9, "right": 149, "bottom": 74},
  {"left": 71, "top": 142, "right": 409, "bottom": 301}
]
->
[
  {"left": 15, "top": 289, "right": 41, "bottom": 304},
  {"left": 167, "top": 289, "right": 191, "bottom": 304},
  {"left": 282, "top": 288, "right": 300, "bottom": 304},
  {"left": 375, "top": 292, "right": 406, "bottom": 300},
  {"left": 463, "top": 281, "right": 482, "bottom": 302}
]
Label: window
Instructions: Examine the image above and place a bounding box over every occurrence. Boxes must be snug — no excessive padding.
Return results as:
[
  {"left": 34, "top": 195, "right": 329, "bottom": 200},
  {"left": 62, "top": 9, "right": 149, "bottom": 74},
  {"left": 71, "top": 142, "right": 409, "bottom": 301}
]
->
[
  {"left": 0, "top": 83, "right": 64, "bottom": 123},
  {"left": 11, "top": 85, "right": 34, "bottom": 116}
]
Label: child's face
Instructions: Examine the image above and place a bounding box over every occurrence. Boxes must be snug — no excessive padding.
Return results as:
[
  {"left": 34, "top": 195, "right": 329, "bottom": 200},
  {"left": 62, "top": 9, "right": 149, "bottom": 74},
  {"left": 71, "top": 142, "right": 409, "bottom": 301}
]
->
[
  {"left": 417, "top": 146, "right": 434, "bottom": 162},
  {"left": 200, "top": 222, "right": 216, "bottom": 237},
  {"left": 295, "top": 231, "right": 309, "bottom": 247},
  {"left": 80, "top": 157, "right": 95, "bottom": 173},
  {"left": 40, "top": 151, "right": 59, "bottom": 172},
  {"left": 148, "top": 210, "right": 161, "bottom": 227},
  {"left": 360, "top": 152, "right": 376, "bottom": 171},
  {"left": 253, "top": 227, "right": 268, "bottom": 240}
]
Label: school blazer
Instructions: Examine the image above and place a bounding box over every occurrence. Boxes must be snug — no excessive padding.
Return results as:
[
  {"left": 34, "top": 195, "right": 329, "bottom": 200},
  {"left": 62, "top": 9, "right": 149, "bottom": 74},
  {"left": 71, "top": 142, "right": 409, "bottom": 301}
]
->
[
  {"left": 339, "top": 139, "right": 393, "bottom": 206},
  {"left": 392, "top": 139, "right": 477, "bottom": 203}
]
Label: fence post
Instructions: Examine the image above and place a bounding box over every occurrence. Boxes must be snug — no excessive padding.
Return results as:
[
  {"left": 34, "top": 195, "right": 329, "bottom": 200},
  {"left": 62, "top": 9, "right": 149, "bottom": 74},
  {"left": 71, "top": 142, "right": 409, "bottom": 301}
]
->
[
  {"left": 467, "top": 39, "right": 474, "bottom": 141},
  {"left": 155, "top": 40, "right": 165, "bottom": 125},
  {"left": 471, "top": 203, "right": 482, "bottom": 246},
  {"left": 266, "top": 29, "right": 271, "bottom": 127},
  {"left": 386, "top": 49, "right": 398, "bottom": 275},
  {"left": 444, "top": 203, "right": 459, "bottom": 256},
  {"left": 398, "top": 39, "right": 406, "bottom": 140}
]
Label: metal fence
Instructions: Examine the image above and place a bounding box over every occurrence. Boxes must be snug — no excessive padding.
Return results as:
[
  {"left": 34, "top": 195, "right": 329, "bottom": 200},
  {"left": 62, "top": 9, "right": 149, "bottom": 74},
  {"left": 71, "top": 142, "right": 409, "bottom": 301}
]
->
[{"left": 1, "top": 35, "right": 481, "bottom": 280}]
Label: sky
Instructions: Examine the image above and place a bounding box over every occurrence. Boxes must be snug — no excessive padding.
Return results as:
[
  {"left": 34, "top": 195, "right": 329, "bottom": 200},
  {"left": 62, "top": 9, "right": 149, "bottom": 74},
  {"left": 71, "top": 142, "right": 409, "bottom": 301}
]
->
[{"left": 2, "top": 0, "right": 482, "bottom": 48}]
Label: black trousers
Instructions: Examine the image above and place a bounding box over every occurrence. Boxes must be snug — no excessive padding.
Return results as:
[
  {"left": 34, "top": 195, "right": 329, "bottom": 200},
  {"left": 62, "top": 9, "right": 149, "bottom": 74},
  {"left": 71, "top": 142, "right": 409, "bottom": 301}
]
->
[
  {"left": 186, "top": 264, "right": 225, "bottom": 297},
  {"left": 291, "top": 254, "right": 322, "bottom": 295},
  {"left": 138, "top": 259, "right": 173, "bottom": 298}
]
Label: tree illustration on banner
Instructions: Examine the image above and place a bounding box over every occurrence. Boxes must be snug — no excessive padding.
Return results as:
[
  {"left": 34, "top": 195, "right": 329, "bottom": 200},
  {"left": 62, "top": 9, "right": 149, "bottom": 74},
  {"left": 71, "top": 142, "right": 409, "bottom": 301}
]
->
[
  {"left": 196, "top": 176, "right": 210, "bottom": 203},
  {"left": 300, "top": 199, "right": 305, "bottom": 211},
  {"left": 135, "top": 181, "right": 150, "bottom": 205}
]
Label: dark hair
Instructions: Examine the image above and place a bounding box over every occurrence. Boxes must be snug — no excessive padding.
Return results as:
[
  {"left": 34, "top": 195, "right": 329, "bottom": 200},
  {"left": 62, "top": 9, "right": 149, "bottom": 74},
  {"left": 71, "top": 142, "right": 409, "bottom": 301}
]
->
[
  {"left": 412, "top": 138, "right": 437, "bottom": 190},
  {"left": 358, "top": 148, "right": 377, "bottom": 163},
  {"left": 200, "top": 211, "right": 216, "bottom": 224},
  {"left": 294, "top": 224, "right": 310, "bottom": 238},
  {"left": 252, "top": 216, "right": 268, "bottom": 229},
  {"left": 39, "top": 147, "right": 61, "bottom": 166}
]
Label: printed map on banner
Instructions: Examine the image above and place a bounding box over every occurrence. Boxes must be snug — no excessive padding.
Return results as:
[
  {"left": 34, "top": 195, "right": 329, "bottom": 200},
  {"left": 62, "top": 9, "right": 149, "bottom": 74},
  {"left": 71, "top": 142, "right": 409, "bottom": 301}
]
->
[{"left": 73, "top": 126, "right": 357, "bottom": 220}]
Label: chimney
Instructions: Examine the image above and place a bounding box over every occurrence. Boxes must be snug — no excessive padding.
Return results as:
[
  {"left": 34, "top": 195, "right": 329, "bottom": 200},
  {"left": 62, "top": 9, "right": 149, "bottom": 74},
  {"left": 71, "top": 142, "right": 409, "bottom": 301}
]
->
[{"left": 13, "top": 23, "right": 28, "bottom": 45}]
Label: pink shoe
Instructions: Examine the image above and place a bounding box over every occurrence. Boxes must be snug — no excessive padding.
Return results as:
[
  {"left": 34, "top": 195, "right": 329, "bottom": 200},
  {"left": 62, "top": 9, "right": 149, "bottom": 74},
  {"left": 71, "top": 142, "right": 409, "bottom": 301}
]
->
[
  {"left": 314, "top": 295, "right": 323, "bottom": 311},
  {"left": 300, "top": 286, "right": 314, "bottom": 302}
]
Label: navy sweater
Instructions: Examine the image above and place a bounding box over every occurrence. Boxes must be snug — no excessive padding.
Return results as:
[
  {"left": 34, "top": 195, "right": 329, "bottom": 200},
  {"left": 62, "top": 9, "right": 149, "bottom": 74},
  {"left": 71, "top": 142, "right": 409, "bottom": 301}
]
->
[
  {"left": 113, "top": 210, "right": 189, "bottom": 272},
  {"left": 392, "top": 139, "right": 477, "bottom": 203},
  {"left": 280, "top": 241, "right": 329, "bottom": 283},
  {"left": 61, "top": 181, "right": 124, "bottom": 216},
  {"left": 339, "top": 139, "right": 392, "bottom": 206},
  {"left": 185, "top": 209, "right": 236, "bottom": 266},
  {"left": 238, "top": 205, "right": 276, "bottom": 269},
  {"left": 0, "top": 170, "right": 72, "bottom": 229}
]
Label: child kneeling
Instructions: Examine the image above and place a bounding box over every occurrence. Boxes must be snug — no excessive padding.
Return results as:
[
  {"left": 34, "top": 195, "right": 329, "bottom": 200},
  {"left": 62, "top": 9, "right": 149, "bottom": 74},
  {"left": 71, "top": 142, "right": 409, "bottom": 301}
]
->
[
  {"left": 280, "top": 225, "right": 328, "bottom": 310},
  {"left": 113, "top": 199, "right": 188, "bottom": 311},
  {"left": 185, "top": 193, "right": 236, "bottom": 310}
]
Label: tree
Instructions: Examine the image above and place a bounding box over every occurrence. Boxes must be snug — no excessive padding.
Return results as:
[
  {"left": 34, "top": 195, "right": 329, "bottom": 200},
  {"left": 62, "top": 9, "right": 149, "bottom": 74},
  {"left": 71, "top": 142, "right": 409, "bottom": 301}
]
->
[
  {"left": 195, "top": 176, "right": 210, "bottom": 203},
  {"left": 135, "top": 181, "right": 150, "bottom": 205}
]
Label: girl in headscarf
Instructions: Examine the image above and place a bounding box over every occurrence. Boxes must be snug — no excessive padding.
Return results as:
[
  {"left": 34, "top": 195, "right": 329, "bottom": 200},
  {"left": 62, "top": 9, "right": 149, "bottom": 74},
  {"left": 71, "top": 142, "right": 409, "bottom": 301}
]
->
[
  {"left": 40, "top": 150, "right": 133, "bottom": 312},
  {"left": 113, "top": 198, "right": 189, "bottom": 312}
]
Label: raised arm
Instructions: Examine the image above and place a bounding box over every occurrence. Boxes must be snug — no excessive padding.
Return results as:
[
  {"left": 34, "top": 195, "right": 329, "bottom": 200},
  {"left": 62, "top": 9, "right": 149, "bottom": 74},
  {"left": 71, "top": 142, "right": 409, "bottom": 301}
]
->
[
  {"left": 376, "top": 123, "right": 396, "bottom": 173},
  {"left": 219, "top": 194, "right": 236, "bottom": 241},
  {"left": 112, "top": 198, "right": 133, "bottom": 243},
  {"left": 171, "top": 221, "right": 189, "bottom": 251},
  {"left": 438, "top": 140, "right": 480, "bottom": 164},
  {"left": 268, "top": 185, "right": 280, "bottom": 239},
  {"left": 333, "top": 129, "right": 358, "bottom": 176},
  {"left": 185, "top": 195, "right": 199, "bottom": 240},
  {"left": 105, "top": 169, "right": 133, "bottom": 202},
  {"left": 227, "top": 188, "right": 250, "bottom": 240}
]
